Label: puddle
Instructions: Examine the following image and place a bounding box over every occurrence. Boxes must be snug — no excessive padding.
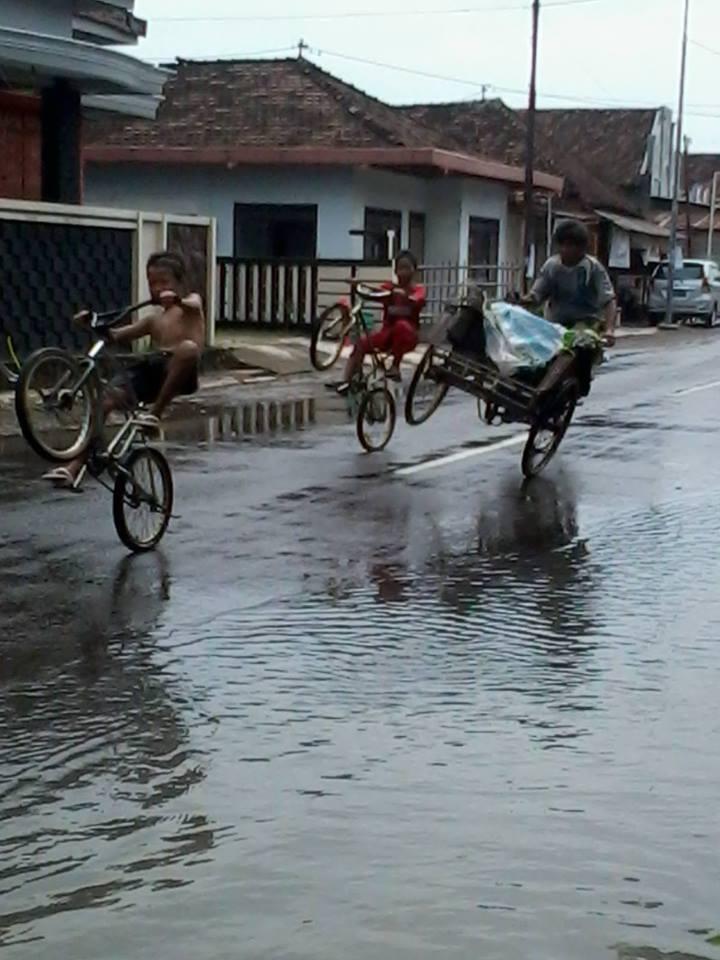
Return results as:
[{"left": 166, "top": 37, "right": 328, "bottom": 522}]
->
[{"left": 169, "top": 397, "right": 319, "bottom": 445}]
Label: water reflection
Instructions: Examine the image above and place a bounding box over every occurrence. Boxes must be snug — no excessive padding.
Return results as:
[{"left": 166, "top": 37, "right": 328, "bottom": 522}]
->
[
  {"left": 169, "top": 396, "right": 317, "bottom": 446},
  {"left": 0, "top": 554, "right": 216, "bottom": 948}
]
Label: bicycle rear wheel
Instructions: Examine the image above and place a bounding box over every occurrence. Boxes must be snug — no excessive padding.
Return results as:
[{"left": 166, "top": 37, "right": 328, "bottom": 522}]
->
[
  {"left": 405, "top": 346, "right": 448, "bottom": 425},
  {"left": 310, "top": 303, "right": 354, "bottom": 371},
  {"left": 15, "top": 348, "right": 96, "bottom": 462},
  {"left": 356, "top": 386, "right": 396, "bottom": 452},
  {"left": 113, "top": 447, "right": 174, "bottom": 552},
  {"left": 522, "top": 379, "right": 578, "bottom": 479}
]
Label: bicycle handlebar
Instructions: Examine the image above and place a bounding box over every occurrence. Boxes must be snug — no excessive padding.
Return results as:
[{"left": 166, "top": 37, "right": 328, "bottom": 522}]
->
[
  {"left": 76, "top": 298, "right": 156, "bottom": 333},
  {"left": 354, "top": 283, "right": 394, "bottom": 302}
]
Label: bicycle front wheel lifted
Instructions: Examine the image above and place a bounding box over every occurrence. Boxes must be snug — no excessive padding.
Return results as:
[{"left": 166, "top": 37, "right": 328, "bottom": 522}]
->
[
  {"left": 113, "top": 447, "right": 174, "bottom": 552},
  {"left": 356, "top": 386, "right": 396, "bottom": 452},
  {"left": 310, "top": 304, "right": 353, "bottom": 371},
  {"left": 405, "top": 346, "right": 448, "bottom": 425},
  {"left": 15, "top": 348, "right": 96, "bottom": 462}
]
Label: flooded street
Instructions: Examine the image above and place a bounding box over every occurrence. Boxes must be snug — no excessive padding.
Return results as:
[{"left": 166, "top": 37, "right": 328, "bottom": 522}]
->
[{"left": 1, "top": 335, "right": 720, "bottom": 960}]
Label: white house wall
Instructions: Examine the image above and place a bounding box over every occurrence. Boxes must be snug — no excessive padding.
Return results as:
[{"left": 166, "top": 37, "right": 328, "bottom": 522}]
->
[
  {"left": 85, "top": 163, "right": 357, "bottom": 257},
  {"left": 350, "top": 167, "right": 430, "bottom": 257},
  {"left": 85, "top": 162, "right": 515, "bottom": 264},
  {"left": 425, "top": 179, "right": 463, "bottom": 264},
  {"left": 460, "top": 179, "right": 510, "bottom": 264}
]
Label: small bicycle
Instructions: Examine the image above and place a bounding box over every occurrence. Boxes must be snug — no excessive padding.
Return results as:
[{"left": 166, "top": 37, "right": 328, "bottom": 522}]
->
[
  {"left": 14, "top": 301, "right": 174, "bottom": 552},
  {"left": 310, "top": 283, "right": 397, "bottom": 453}
]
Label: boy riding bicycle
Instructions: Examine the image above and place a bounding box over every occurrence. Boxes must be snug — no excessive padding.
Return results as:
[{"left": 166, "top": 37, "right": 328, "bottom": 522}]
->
[
  {"left": 337, "top": 249, "right": 426, "bottom": 394},
  {"left": 43, "top": 250, "right": 204, "bottom": 489}
]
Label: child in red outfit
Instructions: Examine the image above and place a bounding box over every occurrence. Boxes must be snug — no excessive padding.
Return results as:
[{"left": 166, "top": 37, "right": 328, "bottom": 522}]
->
[{"left": 339, "top": 250, "right": 426, "bottom": 391}]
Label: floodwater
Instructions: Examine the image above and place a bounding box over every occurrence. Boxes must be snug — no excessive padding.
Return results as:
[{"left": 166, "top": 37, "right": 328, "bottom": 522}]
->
[{"left": 2, "top": 338, "right": 720, "bottom": 960}]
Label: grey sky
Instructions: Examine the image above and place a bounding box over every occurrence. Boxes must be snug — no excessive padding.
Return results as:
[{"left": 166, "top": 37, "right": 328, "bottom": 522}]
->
[{"left": 130, "top": 0, "right": 720, "bottom": 151}]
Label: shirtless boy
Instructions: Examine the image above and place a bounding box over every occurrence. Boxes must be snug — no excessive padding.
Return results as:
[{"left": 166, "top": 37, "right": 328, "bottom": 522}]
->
[{"left": 44, "top": 250, "right": 204, "bottom": 488}]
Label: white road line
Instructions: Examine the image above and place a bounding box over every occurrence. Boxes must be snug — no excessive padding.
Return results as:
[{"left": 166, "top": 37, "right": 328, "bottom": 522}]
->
[
  {"left": 394, "top": 434, "right": 526, "bottom": 477},
  {"left": 675, "top": 379, "right": 720, "bottom": 397}
]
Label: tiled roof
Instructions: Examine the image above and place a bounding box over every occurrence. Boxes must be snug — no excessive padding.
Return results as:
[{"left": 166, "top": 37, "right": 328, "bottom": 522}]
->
[
  {"left": 403, "top": 99, "right": 652, "bottom": 214},
  {"left": 404, "top": 99, "right": 532, "bottom": 169},
  {"left": 686, "top": 153, "right": 720, "bottom": 189},
  {"left": 86, "top": 56, "right": 462, "bottom": 150},
  {"left": 532, "top": 108, "right": 657, "bottom": 191}
]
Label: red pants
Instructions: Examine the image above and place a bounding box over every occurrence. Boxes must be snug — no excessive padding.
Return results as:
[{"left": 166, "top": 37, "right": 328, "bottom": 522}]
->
[{"left": 356, "top": 319, "right": 418, "bottom": 364}]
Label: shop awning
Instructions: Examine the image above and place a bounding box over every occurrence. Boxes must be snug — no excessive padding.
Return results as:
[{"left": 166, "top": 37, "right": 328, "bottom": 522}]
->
[{"left": 595, "top": 209, "right": 670, "bottom": 240}]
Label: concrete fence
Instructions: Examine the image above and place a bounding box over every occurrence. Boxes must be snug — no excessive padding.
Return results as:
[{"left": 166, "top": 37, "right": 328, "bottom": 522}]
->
[{"left": 0, "top": 199, "right": 216, "bottom": 358}]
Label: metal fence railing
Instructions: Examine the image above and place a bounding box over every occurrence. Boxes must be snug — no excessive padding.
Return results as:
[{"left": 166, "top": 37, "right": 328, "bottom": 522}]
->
[{"left": 216, "top": 258, "right": 524, "bottom": 330}]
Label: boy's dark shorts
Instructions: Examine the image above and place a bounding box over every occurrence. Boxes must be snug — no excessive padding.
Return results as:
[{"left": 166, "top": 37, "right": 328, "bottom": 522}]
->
[{"left": 113, "top": 352, "right": 199, "bottom": 406}]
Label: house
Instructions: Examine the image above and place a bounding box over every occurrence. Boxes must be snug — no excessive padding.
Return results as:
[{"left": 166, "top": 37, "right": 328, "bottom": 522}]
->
[
  {"left": 0, "top": 3, "right": 215, "bottom": 358},
  {"left": 405, "top": 99, "right": 674, "bottom": 274},
  {"left": 83, "top": 56, "right": 562, "bottom": 271},
  {"left": 0, "top": 0, "right": 166, "bottom": 203}
]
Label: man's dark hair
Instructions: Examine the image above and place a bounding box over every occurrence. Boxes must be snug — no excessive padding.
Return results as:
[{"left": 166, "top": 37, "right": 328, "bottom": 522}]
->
[
  {"left": 553, "top": 219, "right": 590, "bottom": 249},
  {"left": 146, "top": 250, "right": 186, "bottom": 281}
]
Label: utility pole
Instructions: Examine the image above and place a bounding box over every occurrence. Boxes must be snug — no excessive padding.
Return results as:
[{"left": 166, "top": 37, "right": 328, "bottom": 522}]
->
[
  {"left": 297, "top": 38, "right": 308, "bottom": 59},
  {"left": 683, "top": 135, "right": 692, "bottom": 256},
  {"left": 523, "top": 0, "right": 540, "bottom": 289},
  {"left": 662, "top": 0, "right": 690, "bottom": 328},
  {"left": 707, "top": 170, "right": 719, "bottom": 259}
]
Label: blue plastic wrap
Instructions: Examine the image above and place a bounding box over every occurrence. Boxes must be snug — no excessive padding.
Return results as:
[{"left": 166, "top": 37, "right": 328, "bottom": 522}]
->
[{"left": 483, "top": 302, "right": 566, "bottom": 376}]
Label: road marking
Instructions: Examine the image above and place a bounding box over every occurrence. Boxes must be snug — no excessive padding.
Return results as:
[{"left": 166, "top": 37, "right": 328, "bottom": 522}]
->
[
  {"left": 394, "top": 434, "right": 526, "bottom": 477},
  {"left": 675, "top": 379, "right": 720, "bottom": 397}
]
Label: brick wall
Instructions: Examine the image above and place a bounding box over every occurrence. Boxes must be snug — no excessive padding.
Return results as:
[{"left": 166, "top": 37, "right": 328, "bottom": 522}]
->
[{"left": 0, "top": 93, "right": 42, "bottom": 201}]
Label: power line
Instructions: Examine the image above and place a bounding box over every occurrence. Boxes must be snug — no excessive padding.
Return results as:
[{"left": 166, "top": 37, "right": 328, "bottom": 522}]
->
[
  {"left": 150, "top": 0, "right": 602, "bottom": 23},
  {"left": 689, "top": 38, "right": 720, "bottom": 58},
  {"left": 309, "top": 45, "right": 720, "bottom": 118},
  {"left": 133, "top": 38, "right": 720, "bottom": 121}
]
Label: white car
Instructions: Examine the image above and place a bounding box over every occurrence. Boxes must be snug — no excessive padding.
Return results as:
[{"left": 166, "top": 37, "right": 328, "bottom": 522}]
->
[{"left": 648, "top": 259, "right": 720, "bottom": 327}]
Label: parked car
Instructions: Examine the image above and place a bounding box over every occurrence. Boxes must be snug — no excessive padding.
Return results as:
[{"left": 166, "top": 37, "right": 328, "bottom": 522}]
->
[{"left": 648, "top": 259, "right": 720, "bottom": 327}]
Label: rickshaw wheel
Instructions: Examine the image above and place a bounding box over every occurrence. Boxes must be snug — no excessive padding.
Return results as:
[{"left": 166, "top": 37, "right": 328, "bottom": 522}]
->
[
  {"left": 405, "top": 346, "right": 449, "bottom": 426},
  {"left": 522, "top": 379, "right": 578, "bottom": 479}
]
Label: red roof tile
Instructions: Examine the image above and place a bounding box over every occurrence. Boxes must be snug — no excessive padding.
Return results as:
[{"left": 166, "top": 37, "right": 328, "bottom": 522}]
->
[
  {"left": 402, "top": 99, "right": 659, "bottom": 214},
  {"left": 86, "top": 57, "right": 461, "bottom": 151}
]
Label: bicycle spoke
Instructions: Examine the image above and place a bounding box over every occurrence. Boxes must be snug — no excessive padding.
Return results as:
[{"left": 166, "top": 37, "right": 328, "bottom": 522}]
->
[
  {"left": 20, "top": 353, "right": 93, "bottom": 460},
  {"left": 123, "top": 454, "right": 166, "bottom": 546}
]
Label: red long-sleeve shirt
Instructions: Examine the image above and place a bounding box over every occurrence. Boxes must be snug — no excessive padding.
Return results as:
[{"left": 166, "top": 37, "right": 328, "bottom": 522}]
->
[{"left": 380, "top": 281, "right": 427, "bottom": 327}]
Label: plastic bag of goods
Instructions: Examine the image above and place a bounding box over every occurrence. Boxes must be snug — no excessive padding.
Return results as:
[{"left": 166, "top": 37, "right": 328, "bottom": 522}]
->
[{"left": 483, "top": 301, "right": 566, "bottom": 377}]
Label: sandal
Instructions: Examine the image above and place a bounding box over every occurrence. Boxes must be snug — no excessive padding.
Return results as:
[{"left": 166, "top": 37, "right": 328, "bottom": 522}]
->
[{"left": 42, "top": 466, "right": 79, "bottom": 490}]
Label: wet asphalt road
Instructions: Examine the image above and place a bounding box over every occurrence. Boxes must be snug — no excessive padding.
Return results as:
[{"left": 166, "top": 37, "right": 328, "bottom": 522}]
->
[{"left": 1, "top": 333, "right": 720, "bottom": 960}]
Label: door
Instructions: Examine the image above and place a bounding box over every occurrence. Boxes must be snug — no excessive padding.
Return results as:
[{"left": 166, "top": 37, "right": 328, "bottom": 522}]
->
[
  {"left": 468, "top": 217, "right": 500, "bottom": 271},
  {"left": 233, "top": 204, "right": 317, "bottom": 259}
]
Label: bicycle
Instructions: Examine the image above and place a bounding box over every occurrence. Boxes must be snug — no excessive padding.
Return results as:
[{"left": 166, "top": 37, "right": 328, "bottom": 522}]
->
[
  {"left": 310, "top": 283, "right": 397, "bottom": 453},
  {"left": 14, "top": 301, "right": 174, "bottom": 552}
]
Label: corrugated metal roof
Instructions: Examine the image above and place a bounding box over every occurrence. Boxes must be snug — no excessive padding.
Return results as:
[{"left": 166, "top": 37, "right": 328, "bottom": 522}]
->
[{"left": 596, "top": 209, "right": 670, "bottom": 239}]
